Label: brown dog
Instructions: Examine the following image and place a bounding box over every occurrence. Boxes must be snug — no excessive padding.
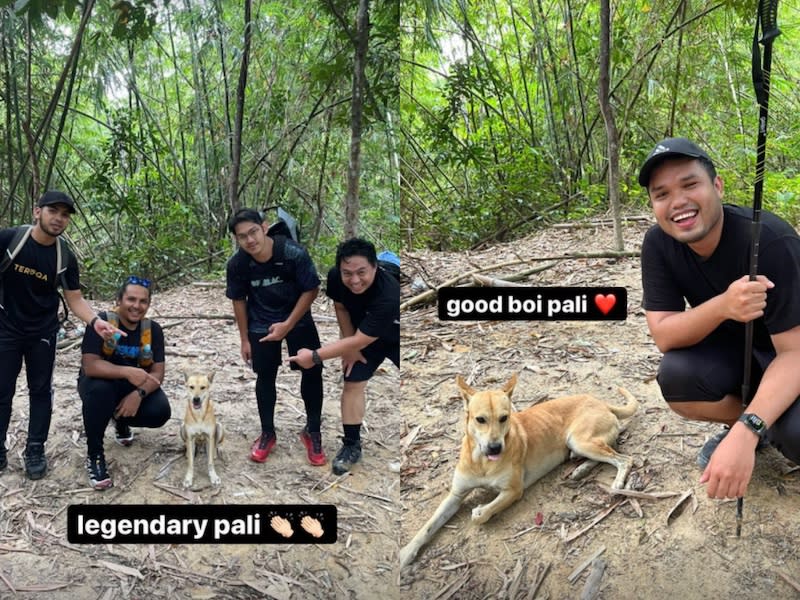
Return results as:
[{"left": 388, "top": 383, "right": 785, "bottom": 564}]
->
[
  {"left": 179, "top": 372, "right": 224, "bottom": 488},
  {"left": 399, "top": 374, "right": 638, "bottom": 569}
]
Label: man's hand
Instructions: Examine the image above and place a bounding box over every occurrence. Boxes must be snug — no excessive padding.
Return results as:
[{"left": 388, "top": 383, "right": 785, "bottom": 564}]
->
[
  {"left": 94, "top": 317, "right": 126, "bottom": 341},
  {"left": 124, "top": 367, "right": 160, "bottom": 389},
  {"left": 699, "top": 424, "right": 758, "bottom": 499},
  {"left": 114, "top": 392, "right": 142, "bottom": 419},
  {"left": 241, "top": 339, "right": 252, "bottom": 365},
  {"left": 342, "top": 351, "right": 367, "bottom": 377},
  {"left": 287, "top": 348, "right": 315, "bottom": 369},
  {"left": 723, "top": 275, "right": 774, "bottom": 322},
  {"left": 260, "top": 321, "right": 291, "bottom": 342}
]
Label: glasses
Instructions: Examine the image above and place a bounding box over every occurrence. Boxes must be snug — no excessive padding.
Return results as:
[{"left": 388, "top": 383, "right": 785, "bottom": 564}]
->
[
  {"left": 235, "top": 225, "right": 263, "bottom": 243},
  {"left": 127, "top": 275, "right": 151, "bottom": 288}
]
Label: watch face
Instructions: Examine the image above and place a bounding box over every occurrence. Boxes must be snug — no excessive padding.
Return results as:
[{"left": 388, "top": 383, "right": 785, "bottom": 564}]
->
[
  {"left": 744, "top": 414, "right": 766, "bottom": 432},
  {"left": 138, "top": 388, "right": 147, "bottom": 398}
]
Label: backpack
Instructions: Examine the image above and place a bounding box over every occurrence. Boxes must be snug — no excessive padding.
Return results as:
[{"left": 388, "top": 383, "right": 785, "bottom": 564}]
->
[
  {"left": 377, "top": 250, "right": 401, "bottom": 282},
  {"left": 101, "top": 310, "right": 154, "bottom": 368},
  {"left": 265, "top": 207, "right": 299, "bottom": 243},
  {"left": 0, "top": 224, "right": 70, "bottom": 320}
]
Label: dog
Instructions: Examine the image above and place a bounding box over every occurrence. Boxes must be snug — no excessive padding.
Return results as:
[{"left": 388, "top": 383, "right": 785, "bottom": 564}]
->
[
  {"left": 179, "top": 372, "right": 224, "bottom": 488},
  {"left": 399, "top": 373, "right": 638, "bottom": 569}
]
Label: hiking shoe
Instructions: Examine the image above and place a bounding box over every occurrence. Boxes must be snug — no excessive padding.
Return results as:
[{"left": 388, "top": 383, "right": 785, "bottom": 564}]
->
[
  {"left": 300, "top": 428, "right": 327, "bottom": 466},
  {"left": 332, "top": 439, "right": 362, "bottom": 475},
  {"left": 85, "top": 454, "right": 113, "bottom": 490},
  {"left": 24, "top": 443, "right": 47, "bottom": 480},
  {"left": 250, "top": 431, "right": 276, "bottom": 463},
  {"left": 697, "top": 426, "right": 771, "bottom": 468},
  {"left": 114, "top": 420, "right": 134, "bottom": 447}
]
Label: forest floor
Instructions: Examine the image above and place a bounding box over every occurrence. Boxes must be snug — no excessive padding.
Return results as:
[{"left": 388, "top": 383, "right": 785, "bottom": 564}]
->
[
  {"left": 0, "top": 283, "right": 400, "bottom": 599},
  {"left": 399, "top": 217, "right": 800, "bottom": 599}
]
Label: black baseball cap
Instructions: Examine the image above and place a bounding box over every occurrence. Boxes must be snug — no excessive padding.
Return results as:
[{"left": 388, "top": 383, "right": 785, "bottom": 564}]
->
[
  {"left": 638, "top": 137, "right": 713, "bottom": 187},
  {"left": 38, "top": 190, "right": 76, "bottom": 213}
]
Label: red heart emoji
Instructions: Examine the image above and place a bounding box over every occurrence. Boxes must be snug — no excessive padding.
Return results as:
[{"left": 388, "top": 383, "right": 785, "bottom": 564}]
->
[{"left": 594, "top": 293, "right": 616, "bottom": 315}]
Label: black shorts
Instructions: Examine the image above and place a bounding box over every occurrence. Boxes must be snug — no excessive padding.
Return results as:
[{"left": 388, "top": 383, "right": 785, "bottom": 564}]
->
[
  {"left": 656, "top": 336, "right": 774, "bottom": 402},
  {"left": 344, "top": 339, "right": 399, "bottom": 383},
  {"left": 249, "top": 321, "right": 322, "bottom": 373},
  {"left": 656, "top": 336, "right": 800, "bottom": 464}
]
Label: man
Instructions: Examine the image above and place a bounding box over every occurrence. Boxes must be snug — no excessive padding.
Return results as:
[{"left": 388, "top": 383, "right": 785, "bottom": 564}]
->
[
  {"left": 0, "top": 191, "right": 118, "bottom": 479},
  {"left": 639, "top": 137, "right": 800, "bottom": 500},
  {"left": 289, "top": 238, "right": 400, "bottom": 475},
  {"left": 78, "top": 276, "right": 170, "bottom": 489},
  {"left": 226, "top": 208, "right": 326, "bottom": 466}
]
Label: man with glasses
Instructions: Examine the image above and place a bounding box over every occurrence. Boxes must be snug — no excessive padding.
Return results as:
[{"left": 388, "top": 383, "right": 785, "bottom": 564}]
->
[
  {"left": 289, "top": 238, "right": 400, "bottom": 475},
  {"left": 77, "top": 275, "right": 169, "bottom": 489},
  {"left": 0, "top": 191, "right": 119, "bottom": 480},
  {"left": 226, "top": 208, "right": 326, "bottom": 467}
]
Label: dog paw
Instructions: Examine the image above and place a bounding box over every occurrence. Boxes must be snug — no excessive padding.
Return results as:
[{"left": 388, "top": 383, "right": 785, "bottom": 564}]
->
[
  {"left": 182, "top": 476, "right": 193, "bottom": 489},
  {"left": 210, "top": 473, "right": 221, "bottom": 486},
  {"left": 398, "top": 546, "right": 416, "bottom": 569},
  {"left": 471, "top": 506, "right": 488, "bottom": 524}
]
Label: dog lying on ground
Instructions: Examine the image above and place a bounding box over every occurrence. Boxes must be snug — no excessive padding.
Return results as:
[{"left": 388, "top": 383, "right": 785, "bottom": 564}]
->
[
  {"left": 179, "top": 372, "right": 224, "bottom": 488},
  {"left": 399, "top": 373, "right": 638, "bottom": 569}
]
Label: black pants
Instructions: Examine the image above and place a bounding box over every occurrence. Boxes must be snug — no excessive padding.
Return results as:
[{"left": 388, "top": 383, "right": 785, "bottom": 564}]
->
[
  {"left": 78, "top": 376, "right": 171, "bottom": 456},
  {"left": 657, "top": 338, "right": 800, "bottom": 464},
  {"left": 344, "top": 339, "right": 400, "bottom": 382},
  {"left": 0, "top": 325, "right": 57, "bottom": 448},
  {"left": 249, "top": 322, "right": 323, "bottom": 434}
]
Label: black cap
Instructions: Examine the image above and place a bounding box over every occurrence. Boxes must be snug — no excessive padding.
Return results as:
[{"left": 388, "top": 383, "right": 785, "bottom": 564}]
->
[
  {"left": 37, "top": 190, "right": 76, "bottom": 213},
  {"left": 638, "top": 137, "right": 713, "bottom": 187}
]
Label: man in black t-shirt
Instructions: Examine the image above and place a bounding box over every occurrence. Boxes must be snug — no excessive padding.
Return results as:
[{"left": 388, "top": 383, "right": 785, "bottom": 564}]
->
[
  {"left": 289, "top": 238, "right": 400, "bottom": 475},
  {"left": 226, "top": 208, "right": 326, "bottom": 467},
  {"left": 0, "top": 191, "right": 119, "bottom": 480},
  {"left": 78, "top": 276, "right": 170, "bottom": 490},
  {"left": 639, "top": 137, "right": 800, "bottom": 500}
]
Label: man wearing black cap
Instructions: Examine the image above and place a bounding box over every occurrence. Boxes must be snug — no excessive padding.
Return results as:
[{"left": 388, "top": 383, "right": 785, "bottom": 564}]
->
[
  {"left": 639, "top": 137, "right": 800, "bottom": 500},
  {"left": 0, "top": 191, "right": 119, "bottom": 479}
]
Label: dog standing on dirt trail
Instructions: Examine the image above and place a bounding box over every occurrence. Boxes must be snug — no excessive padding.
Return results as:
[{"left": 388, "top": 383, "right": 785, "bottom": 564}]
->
[
  {"left": 399, "top": 374, "right": 638, "bottom": 569},
  {"left": 180, "top": 372, "right": 224, "bottom": 488}
]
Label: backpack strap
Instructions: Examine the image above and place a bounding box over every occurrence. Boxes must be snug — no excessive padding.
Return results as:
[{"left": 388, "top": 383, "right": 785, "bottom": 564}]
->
[
  {"left": 0, "top": 225, "right": 33, "bottom": 274},
  {"left": 101, "top": 310, "right": 153, "bottom": 367},
  {"left": 270, "top": 235, "right": 293, "bottom": 283}
]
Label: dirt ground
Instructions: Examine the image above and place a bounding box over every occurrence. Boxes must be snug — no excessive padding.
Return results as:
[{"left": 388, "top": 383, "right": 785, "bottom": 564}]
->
[
  {"left": 399, "top": 219, "right": 800, "bottom": 599},
  {"left": 0, "top": 284, "right": 400, "bottom": 599}
]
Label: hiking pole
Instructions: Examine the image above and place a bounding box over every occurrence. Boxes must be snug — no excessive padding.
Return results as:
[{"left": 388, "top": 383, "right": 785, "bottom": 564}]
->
[{"left": 738, "top": 0, "right": 781, "bottom": 538}]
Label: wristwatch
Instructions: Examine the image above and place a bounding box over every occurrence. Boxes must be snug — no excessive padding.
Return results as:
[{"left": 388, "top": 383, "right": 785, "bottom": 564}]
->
[
  {"left": 137, "top": 387, "right": 147, "bottom": 399},
  {"left": 738, "top": 413, "right": 767, "bottom": 438},
  {"left": 311, "top": 349, "right": 323, "bottom": 366}
]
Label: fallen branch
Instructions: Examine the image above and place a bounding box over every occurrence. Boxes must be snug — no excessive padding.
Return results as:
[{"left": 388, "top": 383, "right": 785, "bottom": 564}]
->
[
  {"left": 568, "top": 546, "right": 606, "bottom": 583},
  {"left": 579, "top": 559, "right": 606, "bottom": 600},
  {"left": 527, "top": 561, "right": 550, "bottom": 600},
  {"left": 777, "top": 570, "right": 800, "bottom": 593},
  {"left": 565, "top": 499, "right": 626, "bottom": 543},
  {"left": 666, "top": 489, "right": 694, "bottom": 526},
  {"left": 596, "top": 484, "right": 682, "bottom": 500}
]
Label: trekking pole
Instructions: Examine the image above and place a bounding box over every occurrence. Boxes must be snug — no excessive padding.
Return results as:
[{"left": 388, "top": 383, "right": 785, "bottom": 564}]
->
[{"left": 738, "top": 0, "right": 781, "bottom": 538}]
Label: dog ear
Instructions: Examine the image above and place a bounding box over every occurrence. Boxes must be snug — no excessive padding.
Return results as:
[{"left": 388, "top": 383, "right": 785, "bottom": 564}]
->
[
  {"left": 502, "top": 373, "right": 518, "bottom": 398},
  {"left": 207, "top": 371, "right": 215, "bottom": 383},
  {"left": 455, "top": 375, "right": 475, "bottom": 408}
]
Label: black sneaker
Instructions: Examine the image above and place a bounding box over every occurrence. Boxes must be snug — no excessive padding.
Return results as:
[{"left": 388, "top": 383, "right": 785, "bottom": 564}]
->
[
  {"left": 24, "top": 443, "right": 47, "bottom": 480},
  {"left": 114, "top": 420, "right": 134, "bottom": 447},
  {"left": 697, "top": 426, "right": 771, "bottom": 468},
  {"left": 332, "top": 439, "right": 362, "bottom": 475},
  {"left": 85, "top": 454, "right": 113, "bottom": 490}
]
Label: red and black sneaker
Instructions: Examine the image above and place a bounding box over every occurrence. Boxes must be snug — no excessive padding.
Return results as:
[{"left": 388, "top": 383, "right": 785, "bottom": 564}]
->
[
  {"left": 299, "top": 428, "right": 327, "bottom": 466},
  {"left": 250, "top": 431, "right": 276, "bottom": 463}
]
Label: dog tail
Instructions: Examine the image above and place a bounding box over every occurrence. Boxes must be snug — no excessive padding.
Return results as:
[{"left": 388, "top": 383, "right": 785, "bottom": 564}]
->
[{"left": 608, "top": 387, "right": 638, "bottom": 419}]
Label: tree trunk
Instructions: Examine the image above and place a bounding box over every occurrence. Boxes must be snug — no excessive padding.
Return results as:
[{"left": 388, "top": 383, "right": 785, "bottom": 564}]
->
[
  {"left": 228, "top": 0, "right": 252, "bottom": 213},
  {"left": 598, "top": 0, "right": 624, "bottom": 251},
  {"left": 344, "top": 0, "right": 369, "bottom": 239}
]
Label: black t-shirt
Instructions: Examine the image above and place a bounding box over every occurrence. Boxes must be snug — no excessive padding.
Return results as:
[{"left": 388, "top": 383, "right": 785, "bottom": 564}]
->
[
  {"left": 641, "top": 204, "right": 800, "bottom": 350},
  {"left": 81, "top": 310, "right": 165, "bottom": 368},
  {"left": 225, "top": 236, "right": 320, "bottom": 333},
  {"left": 0, "top": 227, "right": 80, "bottom": 336},
  {"left": 326, "top": 266, "right": 400, "bottom": 344}
]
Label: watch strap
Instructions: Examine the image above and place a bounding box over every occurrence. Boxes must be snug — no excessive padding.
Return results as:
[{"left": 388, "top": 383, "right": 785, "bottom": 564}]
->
[{"left": 738, "top": 413, "right": 767, "bottom": 438}]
